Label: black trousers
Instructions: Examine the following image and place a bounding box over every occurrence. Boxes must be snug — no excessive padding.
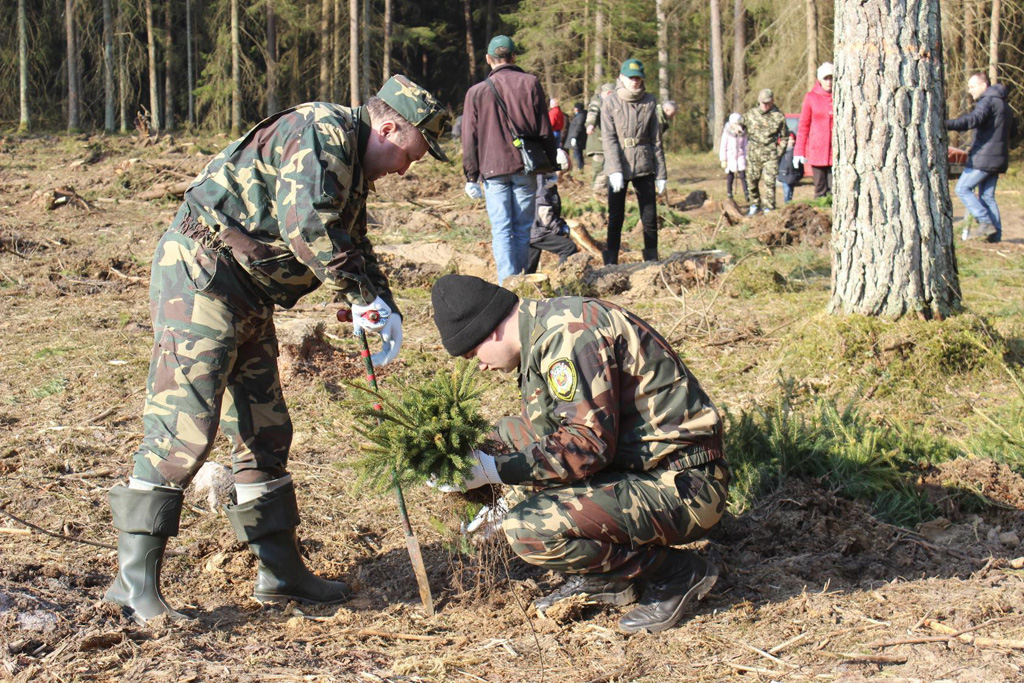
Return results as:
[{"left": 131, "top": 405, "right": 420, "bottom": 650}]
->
[
  {"left": 571, "top": 146, "right": 584, "bottom": 170},
  {"left": 607, "top": 174, "right": 657, "bottom": 262},
  {"left": 527, "top": 233, "right": 578, "bottom": 274},
  {"left": 812, "top": 166, "right": 832, "bottom": 198},
  {"left": 726, "top": 170, "right": 749, "bottom": 201}
]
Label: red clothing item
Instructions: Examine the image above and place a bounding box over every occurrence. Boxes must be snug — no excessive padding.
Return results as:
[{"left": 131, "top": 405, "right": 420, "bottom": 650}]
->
[
  {"left": 794, "top": 82, "right": 834, "bottom": 167},
  {"left": 548, "top": 107, "right": 565, "bottom": 133}
]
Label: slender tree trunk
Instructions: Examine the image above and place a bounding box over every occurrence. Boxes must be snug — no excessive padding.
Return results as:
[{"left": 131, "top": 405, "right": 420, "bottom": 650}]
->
[
  {"left": 102, "top": 0, "right": 115, "bottom": 131},
  {"left": 186, "top": 0, "right": 195, "bottom": 126},
  {"left": 830, "top": 0, "right": 959, "bottom": 319},
  {"left": 594, "top": 4, "right": 604, "bottom": 87},
  {"left": 334, "top": 0, "right": 342, "bottom": 100},
  {"left": 349, "top": 0, "right": 359, "bottom": 105},
  {"left": 383, "top": 0, "right": 391, "bottom": 80},
  {"left": 989, "top": 0, "right": 1000, "bottom": 82},
  {"left": 732, "top": 0, "right": 744, "bottom": 110},
  {"left": 709, "top": 0, "right": 726, "bottom": 152},
  {"left": 583, "top": 0, "right": 590, "bottom": 98},
  {"left": 464, "top": 0, "right": 476, "bottom": 84},
  {"left": 657, "top": 0, "right": 669, "bottom": 103},
  {"left": 118, "top": 0, "right": 128, "bottom": 132},
  {"left": 320, "top": 0, "right": 331, "bottom": 100},
  {"left": 164, "top": 0, "right": 175, "bottom": 130},
  {"left": 485, "top": 0, "right": 493, "bottom": 45},
  {"left": 962, "top": 0, "right": 976, "bottom": 114},
  {"left": 66, "top": 0, "right": 80, "bottom": 131},
  {"left": 805, "top": 0, "right": 818, "bottom": 90},
  {"left": 231, "top": 0, "right": 241, "bottom": 135},
  {"left": 267, "top": 0, "right": 279, "bottom": 114},
  {"left": 361, "top": 0, "right": 370, "bottom": 100},
  {"left": 18, "top": 0, "right": 29, "bottom": 132},
  {"left": 146, "top": 0, "right": 160, "bottom": 132}
]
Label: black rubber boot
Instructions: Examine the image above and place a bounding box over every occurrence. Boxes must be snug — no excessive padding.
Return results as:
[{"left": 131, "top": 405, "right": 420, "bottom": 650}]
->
[
  {"left": 224, "top": 481, "right": 350, "bottom": 606},
  {"left": 642, "top": 248, "right": 659, "bottom": 262},
  {"left": 602, "top": 249, "right": 618, "bottom": 266},
  {"left": 619, "top": 549, "right": 718, "bottom": 634},
  {"left": 534, "top": 574, "right": 637, "bottom": 613},
  {"left": 105, "top": 484, "right": 190, "bottom": 625}
]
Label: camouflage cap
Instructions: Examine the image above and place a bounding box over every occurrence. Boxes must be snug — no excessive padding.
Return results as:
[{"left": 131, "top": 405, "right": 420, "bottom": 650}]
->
[
  {"left": 758, "top": 88, "right": 774, "bottom": 103},
  {"left": 376, "top": 75, "right": 451, "bottom": 162}
]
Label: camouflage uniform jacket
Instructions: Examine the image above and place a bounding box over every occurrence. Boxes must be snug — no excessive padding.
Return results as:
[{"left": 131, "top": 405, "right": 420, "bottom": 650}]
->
[
  {"left": 742, "top": 104, "right": 788, "bottom": 158},
  {"left": 495, "top": 297, "right": 723, "bottom": 486},
  {"left": 182, "top": 102, "right": 395, "bottom": 312},
  {"left": 584, "top": 92, "right": 605, "bottom": 156}
]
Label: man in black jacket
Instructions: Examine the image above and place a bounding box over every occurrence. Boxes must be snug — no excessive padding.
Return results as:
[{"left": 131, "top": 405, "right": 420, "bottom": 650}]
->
[
  {"left": 947, "top": 73, "right": 1015, "bottom": 243},
  {"left": 565, "top": 102, "right": 587, "bottom": 171}
]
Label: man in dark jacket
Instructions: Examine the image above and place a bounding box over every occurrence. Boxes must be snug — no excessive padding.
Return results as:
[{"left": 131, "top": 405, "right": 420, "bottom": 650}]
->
[
  {"left": 565, "top": 102, "right": 587, "bottom": 171},
  {"left": 527, "top": 174, "right": 578, "bottom": 273},
  {"left": 947, "top": 73, "right": 1014, "bottom": 243},
  {"left": 462, "top": 35, "right": 562, "bottom": 283}
]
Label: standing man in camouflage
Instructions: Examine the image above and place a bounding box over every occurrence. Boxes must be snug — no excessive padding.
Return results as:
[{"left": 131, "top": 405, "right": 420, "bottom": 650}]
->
[
  {"left": 105, "top": 76, "right": 449, "bottom": 625},
  {"left": 743, "top": 89, "right": 788, "bottom": 215},
  {"left": 429, "top": 274, "right": 729, "bottom": 633},
  {"left": 584, "top": 83, "right": 615, "bottom": 194}
]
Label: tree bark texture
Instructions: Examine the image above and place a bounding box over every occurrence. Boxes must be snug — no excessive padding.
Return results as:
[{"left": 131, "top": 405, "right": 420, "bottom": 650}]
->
[
  {"left": 231, "top": 0, "right": 241, "bottom": 135},
  {"left": 383, "top": 0, "right": 392, "bottom": 81},
  {"left": 989, "top": 0, "right": 1000, "bottom": 82},
  {"left": 146, "top": 0, "right": 160, "bottom": 132},
  {"left": 320, "top": 0, "right": 331, "bottom": 101},
  {"left": 186, "top": 0, "right": 195, "bottom": 126},
  {"left": 267, "top": 0, "right": 279, "bottom": 115},
  {"left": 583, "top": 0, "right": 590, "bottom": 98},
  {"left": 657, "top": 0, "right": 669, "bottom": 103},
  {"left": 334, "top": 0, "right": 343, "bottom": 101},
  {"left": 464, "top": 0, "right": 476, "bottom": 85},
  {"left": 18, "top": 0, "right": 29, "bottom": 130},
  {"left": 709, "top": 0, "right": 725, "bottom": 153},
  {"left": 118, "top": 0, "right": 128, "bottom": 132},
  {"left": 361, "top": 0, "right": 370, "bottom": 101},
  {"left": 805, "top": 0, "right": 819, "bottom": 90},
  {"left": 164, "top": 0, "right": 175, "bottom": 130},
  {"left": 594, "top": 5, "right": 604, "bottom": 87},
  {"left": 103, "top": 0, "right": 115, "bottom": 131},
  {"left": 732, "top": 0, "right": 745, "bottom": 110},
  {"left": 350, "top": 0, "right": 359, "bottom": 105},
  {"left": 66, "top": 0, "right": 81, "bottom": 131},
  {"left": 830, "top": 0, "right": 960, "bottom": 319}
]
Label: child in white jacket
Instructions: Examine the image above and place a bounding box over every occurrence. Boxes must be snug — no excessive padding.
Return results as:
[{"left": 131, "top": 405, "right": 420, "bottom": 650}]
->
[{"left": 719, "top": 112, "right": 749, "bottom": 203}]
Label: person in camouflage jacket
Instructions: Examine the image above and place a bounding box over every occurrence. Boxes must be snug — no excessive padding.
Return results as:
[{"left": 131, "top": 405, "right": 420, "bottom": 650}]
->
[
  {"left": 743, "top": 89, "right": 788, "bottom": 214},
  {"left": 584, "top": 83, "right": 615, "bottom": 192},
  {"left": 104, "top": 75, "right": 450, "bottom": 625},
  {"left": 430, "top": 274, "right": 728, "bottom": 633}
]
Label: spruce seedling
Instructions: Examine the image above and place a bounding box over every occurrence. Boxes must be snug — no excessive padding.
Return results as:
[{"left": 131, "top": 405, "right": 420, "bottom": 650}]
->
[{"left": 348, "top": 360, "right": 491, "bottom": 492}]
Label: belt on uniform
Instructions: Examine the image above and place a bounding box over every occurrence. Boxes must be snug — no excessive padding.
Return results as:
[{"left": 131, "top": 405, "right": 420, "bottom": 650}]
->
[
  {"left": 173, "top": 211, "right": 231, "bottom": 254},
  {"left": 622, "top": 137, "right": 650, "bottom": 148}
]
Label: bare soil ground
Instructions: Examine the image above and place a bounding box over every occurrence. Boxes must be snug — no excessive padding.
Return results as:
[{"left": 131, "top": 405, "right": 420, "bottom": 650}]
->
[{"left": 0, "top": 135, "right": 1022, "bottom": 682}]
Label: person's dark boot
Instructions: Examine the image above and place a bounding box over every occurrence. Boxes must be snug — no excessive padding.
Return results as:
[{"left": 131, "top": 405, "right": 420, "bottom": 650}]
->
[
  {"left": 224, "top": 480, "right": 350, "bottom": 606},
  {"left": 533, "top": 574, "right": 637, "bottom": 613},
  {"left": 619, "top": 549, "right": 718, "bottom": 634},
  {"left": 602, "top": 249, "right": 618, "bottom": 265},
  {"left": 106, "top": 484, "right": 190, "bottom": 625},
  {"left": 642, "top": 248, "right": 659, "bottom": 262}
]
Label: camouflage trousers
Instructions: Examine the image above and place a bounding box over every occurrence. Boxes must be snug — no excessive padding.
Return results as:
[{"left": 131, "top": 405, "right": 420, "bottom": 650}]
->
[
  {"left": 494, "top": 418, "right": 729, "bottom": 580},
  {"left": 747, "top": 145, "right": 780, "bottom": 210},
  {"left": 131, "top": 209, "right": 292, "bottom": 488}
]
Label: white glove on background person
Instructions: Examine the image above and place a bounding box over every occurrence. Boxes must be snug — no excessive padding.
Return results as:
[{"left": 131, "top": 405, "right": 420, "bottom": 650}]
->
[
  {"left": 793, "top": 156, "right": 806, "bottom": 168},
  {"left": 570, "top": 138, "right": 577, "bottom": 148},
  {"left": 656, "top": 179, "right": 667, "bottom": 194},
  {"left": 556, "top": 148, "right": 569, "bottom": 170},
  {"left": 371, "top": 313, "right": 402, "bottom": 366},
  {"left": 609, "top": 172, "right": 624, "bottom": 193},
  {"left": 462, "top": 450, "right": 503, "bottom": 490},
  {"left": 351, "top": 296, "right": 391, "bottom": 335},
  {"left": 465, "top": 181, "right": 483, "bottom": 199}
]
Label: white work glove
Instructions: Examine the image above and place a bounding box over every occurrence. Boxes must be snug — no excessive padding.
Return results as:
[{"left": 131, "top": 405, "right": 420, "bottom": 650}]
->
[
  {"left": 793, "top": 156, "right": 806, "bottom": 168},
  {"left": 465, "top": 181, "right": 483, "bottom": 199},
  {"left": 462, "top": 497, "right": 510, "bottom": 543},
  {"left": 351, "top": 296, "right": 391, "bottom": 335},
  {"left": 609, "top": 172, "right": 624, "bottom": 193},
  {"left": 656, "top": 179, "right": 667, "bottom": 194},
  {"left": 570, "top": 138, "right": 577, "bottom": 148},
  {"left": 556, "top": 148, "right": 569, "bottom": 170},
  {"left": 372, "top": 313, "right": 402, "bottom": 367},
  {"left": 462, "top": 450, "right": 503, "bottom": 490}
]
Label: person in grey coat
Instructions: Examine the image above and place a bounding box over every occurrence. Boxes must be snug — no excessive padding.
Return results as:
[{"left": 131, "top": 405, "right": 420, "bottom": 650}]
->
[{"left": 601, "top": 58, "right": 667, "bottom": 264}]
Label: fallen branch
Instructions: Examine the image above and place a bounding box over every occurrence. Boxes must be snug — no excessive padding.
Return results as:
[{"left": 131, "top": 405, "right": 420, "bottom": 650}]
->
[
  {"left": 0, "top": 501, "right": 116, "bottom": 551},
  {"left": 819, "top": 651, "right": 906, "bottom": 664},
  {"left": 721, "top": 661, "right": 786, "bottom": 677},
  {"left": 924, "top": 618, "right": 1024, "bottom": 649}
]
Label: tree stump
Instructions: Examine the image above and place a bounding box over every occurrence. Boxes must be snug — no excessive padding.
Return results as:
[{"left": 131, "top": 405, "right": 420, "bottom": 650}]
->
[{"left": 276, "top": 318, "right": 332, "bottom": 379}]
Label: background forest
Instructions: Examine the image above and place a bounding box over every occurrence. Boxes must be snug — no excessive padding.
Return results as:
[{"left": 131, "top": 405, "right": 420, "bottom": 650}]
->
[{"left": 3, "top": 0, "right": 1023, "bottom": 149}]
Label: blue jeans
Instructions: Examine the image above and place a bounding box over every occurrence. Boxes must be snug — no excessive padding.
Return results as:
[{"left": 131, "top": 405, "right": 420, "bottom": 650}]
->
[
  {"left": 782, "top": 183, "right": 795, "bottom": 203},
  {"left": 483, "top": 173, "right": 537, "bottom": 283},
  {"left": 956, "top": 167, "right": 1001, "bottom": 241}
]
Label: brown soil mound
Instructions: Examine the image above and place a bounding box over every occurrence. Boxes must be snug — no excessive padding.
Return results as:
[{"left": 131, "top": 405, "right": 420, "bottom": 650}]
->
[{"left": 749, "top": 203, "right": 832, "bottom": 247}]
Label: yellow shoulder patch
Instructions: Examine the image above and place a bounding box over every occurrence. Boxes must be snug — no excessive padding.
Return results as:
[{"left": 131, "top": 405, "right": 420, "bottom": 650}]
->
[{"left": 547, "top": 358, "right": 578, "bottom": 402}]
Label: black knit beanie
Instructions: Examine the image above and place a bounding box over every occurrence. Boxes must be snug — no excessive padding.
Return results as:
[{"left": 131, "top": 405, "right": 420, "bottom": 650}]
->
[{"left": 431, "top": 274, "right": 519, "bottom": 356}]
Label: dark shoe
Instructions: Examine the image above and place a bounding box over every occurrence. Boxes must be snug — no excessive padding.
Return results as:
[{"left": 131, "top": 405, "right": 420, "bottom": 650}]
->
[
  {"left": 619, "top": 550, "right": 718, "bottom": 634},
  {"left": 106, "top": 484, "right": 190, "bottom": 624},
  {"left": 224, "top": 481, "right": 350, "bottom": 606},
  {"left": 601, "top": 249, "right": 618, "bottom": 266},
  {"left": 964, "top": 222, "right": 997, "bottom": 241},
  {"left": 533, "top": 574, "right": 637, "bottom": 613},
  {"left": 642, "top": 248, "right": 659, "bottom": 262}
]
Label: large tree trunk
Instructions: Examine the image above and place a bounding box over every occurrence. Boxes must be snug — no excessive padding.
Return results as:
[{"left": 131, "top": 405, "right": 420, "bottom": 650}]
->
[
  {"left": 320, "top": 0, "right": 331, "bottom": 100},
  {"left": 164, "top": 0, "right": 175, "bottom": 131},
  {"left": 830, "top": 0, "right": 960, "bottom": 319},
  {"left": 593, "top": 5, "right": 604, "bottom": 87},
  {"left": 361, "top": 0, "right": 370, "bottom": 100},
  {"left": 989, "top": 0, "right": 1000, "bottom": 82},
  {"left": 186, "top": 0, "right": 195, "bottom": 126},
  {"left": 18, "top": 0, "right": 29, "bottom": 132},
  {"left": 732, "top": 0, "right": 745, "bottom": 110},
  {"left": 805, "top": 0, "right": 818, "bottom": 90},
  {"left": 349, "top": 0, "right": 359, "bottom": 105},
  {"left": 657, "top": 0, "right": 669, "bottom": 103},
  {"left": 231, "top": 0, "right": 241, "bottom": 135},
  {"left": 267, "top": 0, "right": 279, "bottom": 114},
  {"left": 103, "top": 0, "right": 115, "bottom": 131},
  {"left": 66, "top": 0, "right": 81, "bottom": 131},
  {"left": 709, "top": 0, "right": 726, "bottom": 152},
  {"left": 333, "top": 0, "right": 342, "bottom": 100},
  {"left": 382, "top": 0, "right": 391, "bottom": 81},
  {"left": 464, "top": 0, "right": 476, "bottom": 84},
  {"left": 118, "top": 0, "right": 128, "bottom": 132},
  {"left": 146, "top": 0, "right": 160, "bottom": 132}
]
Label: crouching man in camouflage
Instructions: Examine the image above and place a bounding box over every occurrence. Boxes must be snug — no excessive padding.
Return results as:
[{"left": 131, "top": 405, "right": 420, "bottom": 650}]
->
[
  {"left": 105, "top": 76, "right": 449, "bottom": 624},
  {"left": 429, "top": 274, "right": 728, "bottom": 633}
]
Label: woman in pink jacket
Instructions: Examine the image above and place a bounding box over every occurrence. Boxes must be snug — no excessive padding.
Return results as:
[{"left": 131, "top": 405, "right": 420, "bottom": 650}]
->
[
  {"left": 719, "top": 113, "right": 749, "bottom": 203},
  {"left": 794, "top": 62, "right": 834, "bottom": 198}
]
